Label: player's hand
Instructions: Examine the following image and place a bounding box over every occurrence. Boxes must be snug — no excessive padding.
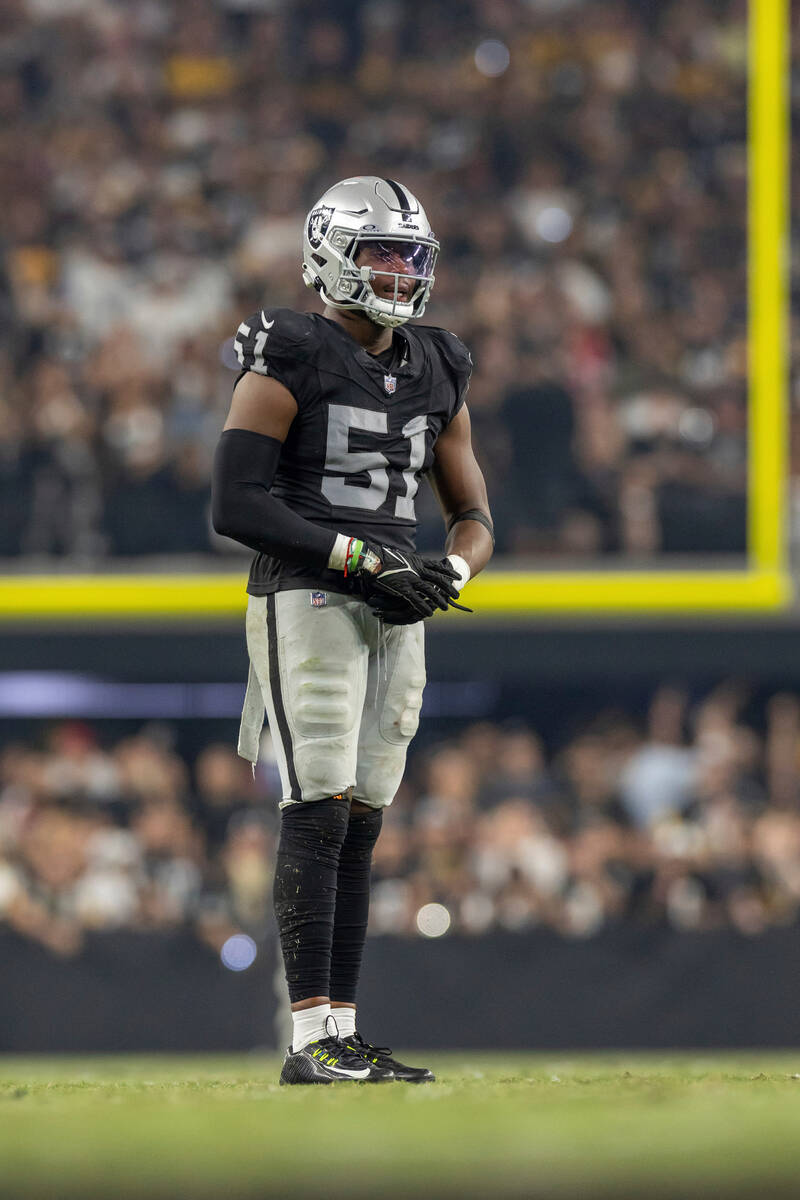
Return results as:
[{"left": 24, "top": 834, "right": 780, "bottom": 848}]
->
[
  {"left": 365, "top": 553, "right": 472, "bottom": 624},
  {"left": 353, "top": 543, "right": 449, "bottom": 622},
  {"left": 418, "top": 556, "right": 461, "bottom": 602},
  {"left": 367, "top": 600, "right": 427, "bottom": 625},
  {"left": 342, "top": 539, "right": 472, "bottom": 622}
]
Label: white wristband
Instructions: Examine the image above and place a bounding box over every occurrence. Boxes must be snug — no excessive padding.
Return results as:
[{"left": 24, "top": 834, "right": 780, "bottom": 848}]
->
[
  {"left": 447, "top": 554, "right": 470, "bottom": 593},
  {"left": 327, "top": 532, "right": 350, "bottom": 572}
]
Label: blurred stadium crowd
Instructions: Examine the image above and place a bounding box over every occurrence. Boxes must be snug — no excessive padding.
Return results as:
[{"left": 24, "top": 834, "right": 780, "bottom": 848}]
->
[
  {"left": 0, "top": 0, "right": 758, "bottom": 562},
  {"left": 3, "top": 680, "right": 800, "bottom": 956}
]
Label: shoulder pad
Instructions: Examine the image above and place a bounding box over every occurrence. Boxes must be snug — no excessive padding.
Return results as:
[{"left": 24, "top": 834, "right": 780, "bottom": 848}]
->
[
  {"left": 415, "top": 326, "right": 472, "bottom": 418},
  {"left": 233, "top": 308, "right": 317, "bottom": 376},
  {"left": 419, "top": 325, "right": 472, "bottom": 385}
]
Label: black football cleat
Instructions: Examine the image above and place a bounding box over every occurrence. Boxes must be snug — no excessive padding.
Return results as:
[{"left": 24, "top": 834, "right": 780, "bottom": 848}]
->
[
  {"left": 347, "top": 1032, "right": 435, "bottom": 1083},
  {"left": 279, "top": 1036, "right": 394, "bottom": 1085}
]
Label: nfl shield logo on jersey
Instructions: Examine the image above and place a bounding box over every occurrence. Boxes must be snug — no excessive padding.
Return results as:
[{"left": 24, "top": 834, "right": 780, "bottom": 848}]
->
[
  {"left": 384, "top": 374, "right": 397, "bottom": 395},
  {"left": 310, "top": 591, "right": 327, "bottom": 608}
]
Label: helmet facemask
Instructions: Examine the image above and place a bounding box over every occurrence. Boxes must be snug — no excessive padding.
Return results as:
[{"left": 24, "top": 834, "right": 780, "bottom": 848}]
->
[
  {"left": 311, "top": 232, "right": 438, "bottom": 329},
  {"left": 353, "top": 236, "right": 438, "bottom": 328}
]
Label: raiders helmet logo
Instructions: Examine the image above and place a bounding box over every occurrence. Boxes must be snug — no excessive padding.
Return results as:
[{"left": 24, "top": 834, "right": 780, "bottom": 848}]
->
[{"left": 307, "top": 206, "right": 334, "bottom": 248}]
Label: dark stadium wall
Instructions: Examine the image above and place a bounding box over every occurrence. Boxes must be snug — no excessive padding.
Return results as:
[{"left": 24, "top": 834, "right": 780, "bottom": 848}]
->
[
  {"left": 4, "top": 622, "right": 800, "bottom": 759},
  {"left": 4, "top": 622, "right": 800, "bottom": 686},
  {"left": 359, "top": 929, "right": 800, "bottom": 1051},
  {"left": 3, "top": 928, "right": 800, "bottom": 1052},
  {"left": 0, "top": 930, "right": 276, "bottom": 1053}
]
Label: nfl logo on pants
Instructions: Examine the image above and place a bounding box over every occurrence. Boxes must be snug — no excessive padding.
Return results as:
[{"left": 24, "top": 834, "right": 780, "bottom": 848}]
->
[
  {"left": 384, "top": 374, "right": 397, "bottom": 395},
  {"left": 310, "top": 591, "right": 327, "bottom": 608}
]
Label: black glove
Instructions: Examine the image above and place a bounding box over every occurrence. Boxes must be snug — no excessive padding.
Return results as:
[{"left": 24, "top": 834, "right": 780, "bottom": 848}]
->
[
  {"left": 418, "top": 556, "right": 462, "bottom": 602},
  {"left": 368, "top": 592, "right": 433, "bottom": 625},
  {"left": 358, "top": 545, "right": 449, "bottom": 623},
  {"left": 366, "top": 553, "right": 472, "bottom": 625}
]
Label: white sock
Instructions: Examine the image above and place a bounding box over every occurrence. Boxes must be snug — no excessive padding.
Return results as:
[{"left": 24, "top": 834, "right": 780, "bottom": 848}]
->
[
  {"left": 332, "top": 1007, "right": 356, "bottom": 1039},
  {"left": 292, "top": 1003, "right": 330, "bottom": 1052}
]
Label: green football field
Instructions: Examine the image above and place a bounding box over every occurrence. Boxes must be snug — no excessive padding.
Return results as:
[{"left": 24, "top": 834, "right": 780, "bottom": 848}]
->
[{"left": 2, "top": 1053, "right": 800, "bottom": 1198}]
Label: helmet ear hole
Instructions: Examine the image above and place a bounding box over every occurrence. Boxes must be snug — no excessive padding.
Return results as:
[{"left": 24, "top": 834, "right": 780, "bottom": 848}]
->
[{"left": 311, "top": 253, "right": 326, "bottom": 267}]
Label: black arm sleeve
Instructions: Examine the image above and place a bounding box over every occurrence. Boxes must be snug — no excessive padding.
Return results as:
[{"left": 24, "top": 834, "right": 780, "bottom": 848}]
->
[{"left": 212, "top": 428, "right": 336, "bottom": 569}]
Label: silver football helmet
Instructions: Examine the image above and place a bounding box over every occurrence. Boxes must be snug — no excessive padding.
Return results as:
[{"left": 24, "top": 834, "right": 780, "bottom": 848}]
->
[{"left": 301, "top": 176, "right": 439, "bottom": 328}]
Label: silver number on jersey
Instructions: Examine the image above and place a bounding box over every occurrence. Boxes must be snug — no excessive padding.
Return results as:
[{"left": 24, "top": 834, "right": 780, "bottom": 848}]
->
[
  {"left": 322, "top": 405, "right": 390, "bottom": 510},
  {"left": 234, "top": 322, "right": 270, "bottom": 375},
  {"left": 253, "top": 330, "right": 269, "bottom": 370},
  {"left": 322, "top": 406, "right": 428, "bottom": 519},
  {"left": 395, "top": 414, "right": 428, "bottom": 519},
  {"left": 233, "top": 322, "right": 250, "bottom": 366}
]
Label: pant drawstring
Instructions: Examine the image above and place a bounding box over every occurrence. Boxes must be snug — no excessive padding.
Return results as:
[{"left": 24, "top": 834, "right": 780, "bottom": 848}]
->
[{"left": 375, "top": 615, "right": 387, "bottom": 704}]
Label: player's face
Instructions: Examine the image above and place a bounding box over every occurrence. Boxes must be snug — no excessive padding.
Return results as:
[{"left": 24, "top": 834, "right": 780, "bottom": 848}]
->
[{"left": 354, "top": 240, "right": 431, "bottom": 301}]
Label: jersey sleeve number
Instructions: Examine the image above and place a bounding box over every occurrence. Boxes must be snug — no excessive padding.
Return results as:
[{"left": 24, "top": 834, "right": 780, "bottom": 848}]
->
[
  {"left": 234, "top": 317, "right": 271, "bottom": 375},
  {"left": 321, "top": 405, "right": 427, "bottom": 520}
]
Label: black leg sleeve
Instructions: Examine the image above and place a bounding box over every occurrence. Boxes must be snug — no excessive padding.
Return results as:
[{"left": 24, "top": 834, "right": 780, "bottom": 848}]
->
[
  {"left": 329, "top": 805, "right": 383, "bottom": 1005},
  {"left": 273, "top": 796, "right": 350, "bottom": 1004}
]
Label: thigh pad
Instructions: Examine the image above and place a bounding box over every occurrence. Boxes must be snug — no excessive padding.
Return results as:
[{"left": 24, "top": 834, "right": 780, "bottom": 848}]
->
[{"left": 279, "top": 601, "right": 364, "bottom": 740}]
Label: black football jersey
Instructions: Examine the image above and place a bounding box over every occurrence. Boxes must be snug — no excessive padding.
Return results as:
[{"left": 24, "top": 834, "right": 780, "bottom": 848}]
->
[{"left": 231, "top": 308, "right": 471, "bottom": 596}]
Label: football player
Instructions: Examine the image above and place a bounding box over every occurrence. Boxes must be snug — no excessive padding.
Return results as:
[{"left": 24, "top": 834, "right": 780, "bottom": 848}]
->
[{"left": 212, "top": 177, "right": 493, "bottom": 1083}]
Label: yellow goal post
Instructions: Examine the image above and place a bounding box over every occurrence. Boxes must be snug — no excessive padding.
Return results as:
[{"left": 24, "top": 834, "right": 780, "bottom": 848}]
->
[{"left": 0, "top": 0, "right": 789, "bottom": 622}]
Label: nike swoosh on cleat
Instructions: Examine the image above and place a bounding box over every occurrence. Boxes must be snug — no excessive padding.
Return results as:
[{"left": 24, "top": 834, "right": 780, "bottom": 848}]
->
[{"left": 323, "top": 1064, "right": 372, "bottom": 1079}]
